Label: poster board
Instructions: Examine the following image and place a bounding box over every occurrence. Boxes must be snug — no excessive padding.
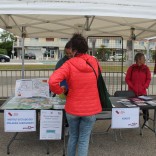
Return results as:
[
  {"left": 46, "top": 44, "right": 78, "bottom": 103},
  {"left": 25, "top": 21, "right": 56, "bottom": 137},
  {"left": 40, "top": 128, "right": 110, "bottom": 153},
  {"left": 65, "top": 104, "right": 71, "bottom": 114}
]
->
[
  {"left": 4, "top": 110, "right": 36, "bottom": 132},
  {"left": 111, "top": 107, "right": 140, "bottom": 129},
  {"left": 15, "top": 78, "right": 49, "bottom": 97},
  {"left": 40, "top": 110, "right": 63, "bottom": 140}
]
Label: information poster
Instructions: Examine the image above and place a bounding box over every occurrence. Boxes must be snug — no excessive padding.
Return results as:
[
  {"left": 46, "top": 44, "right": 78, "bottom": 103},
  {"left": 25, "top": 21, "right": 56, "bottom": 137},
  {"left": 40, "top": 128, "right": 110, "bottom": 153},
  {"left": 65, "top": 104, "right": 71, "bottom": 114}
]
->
[
  {"left": 4, "top": 110, "right": 36, "bottom": 132},
  {"left": 15, "top": 78, "right": 49, "bottom": 98},
  {"left": 40, "top": 110, "right": 63, "bottom": 140},
  {"left": 15, "top": 79, "right": 32, "bottom": 97},
  {"left": 111, "top": 107, "right": 140, "bottom": 129}
]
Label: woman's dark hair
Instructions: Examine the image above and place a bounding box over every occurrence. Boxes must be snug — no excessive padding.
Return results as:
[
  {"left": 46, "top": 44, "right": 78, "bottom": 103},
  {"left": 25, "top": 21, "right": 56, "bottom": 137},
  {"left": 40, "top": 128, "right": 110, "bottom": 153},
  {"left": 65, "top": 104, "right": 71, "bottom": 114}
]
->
[
  {"left": 70, "top": 33, "right": 88, "bottom": 53},
  {"left": 65, "top": 40, "right": 72, "bottom": 49},
  {"left": 134, "top": 52, "right": 144, "bottom": 62}
]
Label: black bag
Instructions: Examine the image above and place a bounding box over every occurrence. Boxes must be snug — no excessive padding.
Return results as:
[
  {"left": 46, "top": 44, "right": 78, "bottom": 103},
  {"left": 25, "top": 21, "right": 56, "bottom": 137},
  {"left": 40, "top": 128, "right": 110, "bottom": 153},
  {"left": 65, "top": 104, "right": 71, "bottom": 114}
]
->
[
  {"left": 86, "top": 62, "right": 112, "bottom": 110},
  {"left": 97, "top": 66, "right": 112, "bottom": 109}
]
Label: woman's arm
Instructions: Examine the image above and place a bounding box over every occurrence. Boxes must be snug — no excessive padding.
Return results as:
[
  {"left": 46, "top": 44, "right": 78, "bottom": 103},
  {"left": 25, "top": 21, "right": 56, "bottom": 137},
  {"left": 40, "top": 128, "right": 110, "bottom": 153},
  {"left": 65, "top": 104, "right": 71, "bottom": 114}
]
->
[
  {"left": 49, "top": 62, "right": 70, "bottom": 94},
  {"left": 144, "top": 66, "right": 151, "bottom": 89},
  {"left": 125, "top": 66, "right": 134, "bottom": 89}
]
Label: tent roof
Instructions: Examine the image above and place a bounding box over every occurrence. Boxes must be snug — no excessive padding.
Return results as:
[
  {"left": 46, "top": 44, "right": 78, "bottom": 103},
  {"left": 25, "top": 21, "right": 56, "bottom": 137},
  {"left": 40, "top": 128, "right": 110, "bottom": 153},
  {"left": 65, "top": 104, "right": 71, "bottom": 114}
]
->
[{"left": 0, "top": 0, "right": 156, "bottom": 39}]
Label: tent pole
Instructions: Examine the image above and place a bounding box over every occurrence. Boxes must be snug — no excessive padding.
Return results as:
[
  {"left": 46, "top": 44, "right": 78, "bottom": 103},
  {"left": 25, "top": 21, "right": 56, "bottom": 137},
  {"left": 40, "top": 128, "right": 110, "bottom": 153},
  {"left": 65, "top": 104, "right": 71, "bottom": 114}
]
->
[
  {"left": 132, "top": 40, "right": 134, "bottom": 64},
  {"left": 21, "top": 26, "right": 25, "bottom": 79},
  {"left": 146, "top": 40, "right": 150, "bottom": 66},
  {"left": 131, "top": 28, "right": 136, "bottom": 64}
]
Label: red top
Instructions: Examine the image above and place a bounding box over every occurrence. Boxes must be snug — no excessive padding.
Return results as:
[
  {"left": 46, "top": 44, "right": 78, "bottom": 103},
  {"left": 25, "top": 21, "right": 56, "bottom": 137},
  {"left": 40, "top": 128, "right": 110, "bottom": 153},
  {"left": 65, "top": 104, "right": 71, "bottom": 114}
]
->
[
  {"left": 125, "top": 64, "right": 151, "bottom": 96},
  {"left": 49, "top": 54, "right": 102, "bottom": 116}
]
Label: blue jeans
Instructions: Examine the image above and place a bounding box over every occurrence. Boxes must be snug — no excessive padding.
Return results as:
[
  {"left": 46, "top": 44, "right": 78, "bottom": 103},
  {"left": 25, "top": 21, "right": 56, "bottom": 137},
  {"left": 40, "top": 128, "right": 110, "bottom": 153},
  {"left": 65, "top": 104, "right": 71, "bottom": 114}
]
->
[{"left": 66, "top": 113, "right": 96, "bottom": 156}]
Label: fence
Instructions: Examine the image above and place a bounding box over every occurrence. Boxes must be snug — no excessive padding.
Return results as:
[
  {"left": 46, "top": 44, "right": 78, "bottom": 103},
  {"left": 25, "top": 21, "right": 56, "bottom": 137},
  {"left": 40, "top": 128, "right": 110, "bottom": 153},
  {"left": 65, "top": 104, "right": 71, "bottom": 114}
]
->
[
  {"left": 0, "top": 69, "right": 52, "bottom": 98},
  {"left": 0, "top": 69, "right": 155, "bottom": 99}
]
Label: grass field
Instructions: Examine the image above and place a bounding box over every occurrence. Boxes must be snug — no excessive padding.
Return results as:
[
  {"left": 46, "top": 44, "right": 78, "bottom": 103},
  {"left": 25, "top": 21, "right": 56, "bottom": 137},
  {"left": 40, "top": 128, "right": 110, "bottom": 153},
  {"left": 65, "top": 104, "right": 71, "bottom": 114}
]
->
[{"left": 0, "top": 64, "right": 154, "bottom": 72}]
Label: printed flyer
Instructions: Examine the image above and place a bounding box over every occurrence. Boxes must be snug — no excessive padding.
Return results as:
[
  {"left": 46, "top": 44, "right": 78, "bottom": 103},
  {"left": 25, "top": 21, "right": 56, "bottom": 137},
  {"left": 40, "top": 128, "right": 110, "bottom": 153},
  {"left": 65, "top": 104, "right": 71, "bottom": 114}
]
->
[
  {"left": 40, "top": 110, "right": 63, "bottom": 140},
  {"left": 4, "top": 110, "right": 36, "bottom": 132},
  {"left": 15, "top": 78, "right": 49, "bottom": 97}
]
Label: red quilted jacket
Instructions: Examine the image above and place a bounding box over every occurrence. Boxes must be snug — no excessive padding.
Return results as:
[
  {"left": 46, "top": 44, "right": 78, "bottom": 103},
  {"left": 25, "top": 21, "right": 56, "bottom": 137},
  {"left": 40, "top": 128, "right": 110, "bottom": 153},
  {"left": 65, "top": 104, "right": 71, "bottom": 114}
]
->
[
  {"left": 49, "top": 54, "right": 102, "bottom": 116},
  {"left": 125, "top": 64, "right": 151, "bottom": 96}
]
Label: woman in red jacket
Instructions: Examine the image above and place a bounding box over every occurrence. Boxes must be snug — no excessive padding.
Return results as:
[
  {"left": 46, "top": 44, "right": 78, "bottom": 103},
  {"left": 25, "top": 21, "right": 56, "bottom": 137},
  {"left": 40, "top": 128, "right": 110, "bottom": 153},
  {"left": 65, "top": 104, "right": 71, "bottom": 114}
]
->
[
  {"left": 49, "top": 34, "right": 102, "bottom": 156},
  {"left": 125, "top": 52, "right": 151, "bottom": 125}
]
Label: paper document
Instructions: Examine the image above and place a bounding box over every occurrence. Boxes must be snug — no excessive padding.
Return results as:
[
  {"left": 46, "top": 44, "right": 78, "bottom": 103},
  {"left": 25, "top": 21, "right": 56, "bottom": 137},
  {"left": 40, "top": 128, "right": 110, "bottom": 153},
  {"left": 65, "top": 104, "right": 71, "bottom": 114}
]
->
[
  {"left": 138, "top": 96, "right": 153, "bottom": 101},
  {"left": 40, "top": 110, "right": 63, "bottom": 140},
  {"left": 15, "top": 78, "right": 49, "bottom": 98}
]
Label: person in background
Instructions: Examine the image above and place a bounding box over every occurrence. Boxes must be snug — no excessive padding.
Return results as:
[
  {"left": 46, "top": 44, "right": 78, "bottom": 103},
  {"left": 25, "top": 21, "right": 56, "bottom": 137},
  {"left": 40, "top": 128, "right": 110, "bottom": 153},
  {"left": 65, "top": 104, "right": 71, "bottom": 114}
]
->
[
  {"left": 55, "top": 41, "right": 73, "bottom": 92},
  {"left": 55, "top": 40, "right": 73, "bottom": 70},
  {"left": 125, "top": 52, "right": 151, "bottom": 126},
  {"left": 49, "top": 33, "right": 102, "bottom": 156},
  {"left": 54, "top": 41, "right": 72, "bottom": 134}
]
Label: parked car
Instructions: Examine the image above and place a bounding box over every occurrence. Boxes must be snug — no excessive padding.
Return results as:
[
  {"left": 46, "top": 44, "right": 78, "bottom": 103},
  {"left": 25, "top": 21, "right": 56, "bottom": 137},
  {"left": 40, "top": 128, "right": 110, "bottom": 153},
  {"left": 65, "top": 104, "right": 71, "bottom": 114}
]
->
[
  {"left": 114, "top": 54, "right": 123, "bottom": 61},
  {"left": 0, "top": 54, "right": 10, "bottom": 62},
  {"left": 24, "top": 53, "right": 36, "bottom": 59},
  {"left": 109, "top": 54, "right": 123, "bottom": 61}
]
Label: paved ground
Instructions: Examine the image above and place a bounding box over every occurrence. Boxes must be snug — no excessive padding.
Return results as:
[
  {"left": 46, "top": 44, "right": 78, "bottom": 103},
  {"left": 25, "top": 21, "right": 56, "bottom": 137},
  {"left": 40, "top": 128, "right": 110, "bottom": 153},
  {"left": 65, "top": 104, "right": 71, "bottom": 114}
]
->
[{"left": 0, "top": 110, "right": 156, "bottom": 156}]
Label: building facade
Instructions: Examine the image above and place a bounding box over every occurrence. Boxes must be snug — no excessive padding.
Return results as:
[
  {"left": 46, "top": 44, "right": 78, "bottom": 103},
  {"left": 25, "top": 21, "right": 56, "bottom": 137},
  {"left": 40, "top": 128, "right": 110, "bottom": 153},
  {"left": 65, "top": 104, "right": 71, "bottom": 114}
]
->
[{"left": 13, "top": 37, "right": 156, "bottom": 61}]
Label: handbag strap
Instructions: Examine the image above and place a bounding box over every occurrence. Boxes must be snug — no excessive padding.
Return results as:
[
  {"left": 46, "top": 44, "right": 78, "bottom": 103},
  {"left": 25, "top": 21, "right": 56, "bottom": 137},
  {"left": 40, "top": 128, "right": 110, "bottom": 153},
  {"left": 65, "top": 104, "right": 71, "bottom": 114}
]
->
[
  {"left": 78, "top": 57, "right": 100, "bottom": 79},
  {"left": 86, "top": 61, "right": 99, "bottom": 79}
]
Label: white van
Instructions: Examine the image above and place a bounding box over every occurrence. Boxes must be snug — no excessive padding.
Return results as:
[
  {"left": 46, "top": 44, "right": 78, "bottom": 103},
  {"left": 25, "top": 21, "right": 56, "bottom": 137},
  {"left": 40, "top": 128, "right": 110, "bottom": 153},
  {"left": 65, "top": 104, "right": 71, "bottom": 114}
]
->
[
  {"left": 114, "top": 54, "right": 122, "bottom": 60},
  {"left": 109, "top": 54, "right": 123, "bottom": 61}
]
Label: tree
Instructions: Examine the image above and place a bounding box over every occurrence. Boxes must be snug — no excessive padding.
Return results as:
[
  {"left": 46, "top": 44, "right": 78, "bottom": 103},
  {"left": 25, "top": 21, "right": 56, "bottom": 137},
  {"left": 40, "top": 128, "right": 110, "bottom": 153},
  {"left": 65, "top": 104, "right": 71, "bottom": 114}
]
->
[
  {"left": 95, "top": 45, "right": 111, "bottom": 61},
  {"left": 0, "top": 41, "right": 13, "bottom": 56},
  {"left": 151, "top": 50, "right": 156, "bottom": 62},
  {"left": 0, "top": 30, "right": 16, "bottom": 56},
  {"left": 0, "top": 30, "right": 15, "bottom": 42},
  {"left": 0, "top": 48, "right": 7, "bottom": 54}
]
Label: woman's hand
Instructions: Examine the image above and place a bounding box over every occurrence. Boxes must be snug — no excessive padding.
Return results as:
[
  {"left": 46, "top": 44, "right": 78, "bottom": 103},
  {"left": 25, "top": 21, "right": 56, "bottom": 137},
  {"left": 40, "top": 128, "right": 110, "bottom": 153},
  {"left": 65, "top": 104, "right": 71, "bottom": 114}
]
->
[
  {"left": 59, "top": 86, "right": 67, "bottom": 99},
  {"left": 61, "top": 86, "right": 67, "bottom": 94}
]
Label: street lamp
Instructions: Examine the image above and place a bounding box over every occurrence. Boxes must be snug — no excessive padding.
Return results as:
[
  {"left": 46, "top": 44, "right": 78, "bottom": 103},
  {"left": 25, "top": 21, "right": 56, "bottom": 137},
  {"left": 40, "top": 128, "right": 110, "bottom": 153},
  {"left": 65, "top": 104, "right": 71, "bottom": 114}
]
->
[
  {"left": 126, "top": 28, "right": 136, "bottom": 65},
  {"left": 12, "top": 41, "right": 15, "bottom": 59},
  {"left": 91, "top": 37, "right": 96, "bottom": 56},
  {"left": 130, "top": 27, "right": 136, "bottom": 40}
]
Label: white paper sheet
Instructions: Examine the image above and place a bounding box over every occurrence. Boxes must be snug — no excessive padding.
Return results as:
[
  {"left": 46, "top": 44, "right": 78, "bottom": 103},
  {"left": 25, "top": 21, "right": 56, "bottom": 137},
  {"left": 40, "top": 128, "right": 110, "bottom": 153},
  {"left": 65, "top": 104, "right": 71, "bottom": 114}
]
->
[
  {"left": 4, "top": 110, "right": 36, "bottom": 132},
  {"left": 15, "top": 78, "right": 49, "bottom": 97},
  {"left": 40, "top": 110, "right": 63, "bottom": 140}
]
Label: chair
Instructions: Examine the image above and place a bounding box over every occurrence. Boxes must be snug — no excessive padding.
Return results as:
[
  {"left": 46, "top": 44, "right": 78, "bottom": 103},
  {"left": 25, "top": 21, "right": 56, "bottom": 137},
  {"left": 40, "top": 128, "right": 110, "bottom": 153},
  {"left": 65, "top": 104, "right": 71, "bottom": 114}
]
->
[{"left": 114, "top": 90, "right": 135, "bottom": 98}]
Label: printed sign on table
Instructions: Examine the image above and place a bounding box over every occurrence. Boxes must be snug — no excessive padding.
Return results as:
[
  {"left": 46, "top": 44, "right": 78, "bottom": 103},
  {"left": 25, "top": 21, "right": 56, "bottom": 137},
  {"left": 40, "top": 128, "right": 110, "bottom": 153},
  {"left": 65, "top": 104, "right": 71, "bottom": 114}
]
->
[
  {"left": 40, "top": 110, "right": 63, "bottom": 140},
  {"left": 111, "top": 107, "right": 140, "bottom": 129},
  {"left": 4, "top": 110, "right": 36, "bottom": 132}
]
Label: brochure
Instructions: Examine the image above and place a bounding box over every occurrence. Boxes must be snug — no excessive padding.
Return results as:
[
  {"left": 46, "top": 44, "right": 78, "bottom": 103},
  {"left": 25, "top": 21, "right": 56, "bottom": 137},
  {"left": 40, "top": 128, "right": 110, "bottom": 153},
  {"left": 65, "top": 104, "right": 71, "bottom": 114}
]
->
[
  {"left": 138, "top": 96, "right": 153, "bottom": 101},
  {"left": 120, "top": 101, "right": 137, "bottom": 107},
  {"left": 128, "top": 97, "right": 149, "bottom": 106},
  {"left": 146, "top": 101, "right": 156, "bottom": 106},
  {"left": 129, "top": 98, "right": 146, "bottom": 104}
]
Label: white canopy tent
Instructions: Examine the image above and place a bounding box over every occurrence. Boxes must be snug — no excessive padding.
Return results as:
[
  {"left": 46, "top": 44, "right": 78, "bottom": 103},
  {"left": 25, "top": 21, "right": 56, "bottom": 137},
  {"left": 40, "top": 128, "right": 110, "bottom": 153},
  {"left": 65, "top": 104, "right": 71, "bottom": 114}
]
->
[
  {"left": 0, "top": 0, "right": 156, "bottom": 39},
  {"left": 0, "top": 0, "right": 156, "bottom": 78}
]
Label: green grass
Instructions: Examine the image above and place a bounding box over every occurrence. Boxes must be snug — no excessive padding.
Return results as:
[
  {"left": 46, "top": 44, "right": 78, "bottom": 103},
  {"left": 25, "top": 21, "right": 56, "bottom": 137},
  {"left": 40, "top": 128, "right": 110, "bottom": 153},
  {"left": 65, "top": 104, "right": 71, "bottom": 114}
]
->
[
  {"left": 0, "top": 64, "right": 154, "bottom": 72},
  {"left": 0, "top": 64, "right": 55, "bottom": 70}
]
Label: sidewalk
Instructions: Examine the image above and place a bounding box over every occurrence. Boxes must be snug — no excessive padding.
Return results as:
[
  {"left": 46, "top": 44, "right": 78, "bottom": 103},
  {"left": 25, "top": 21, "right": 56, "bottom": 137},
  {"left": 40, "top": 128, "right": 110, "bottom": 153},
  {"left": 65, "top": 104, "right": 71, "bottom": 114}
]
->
[{"left": 0, "top": 111, "right": 156, "bottom": 156}]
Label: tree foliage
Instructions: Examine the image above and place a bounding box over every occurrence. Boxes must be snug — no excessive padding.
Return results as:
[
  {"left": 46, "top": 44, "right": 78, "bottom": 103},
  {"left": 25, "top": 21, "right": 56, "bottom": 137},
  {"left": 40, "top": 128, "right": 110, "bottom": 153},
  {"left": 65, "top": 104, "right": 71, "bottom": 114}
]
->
[
  {"left": 95, "top": 45, "right": 111, "bottom": 61},
  {"left": 0, "top": 48, "right": 7, "bottom": 55},
  {"left": 0, "top": 41, "right": 13, "bottom": 56},
  {"left": 0, "top": 30, "right": 15, "bottom": 42},
  {"left": 151, "top": 50, "right": 156, "bottom": 62},
  {"left": 0, "top": 30, "right": 15, "bottom": 56}
]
